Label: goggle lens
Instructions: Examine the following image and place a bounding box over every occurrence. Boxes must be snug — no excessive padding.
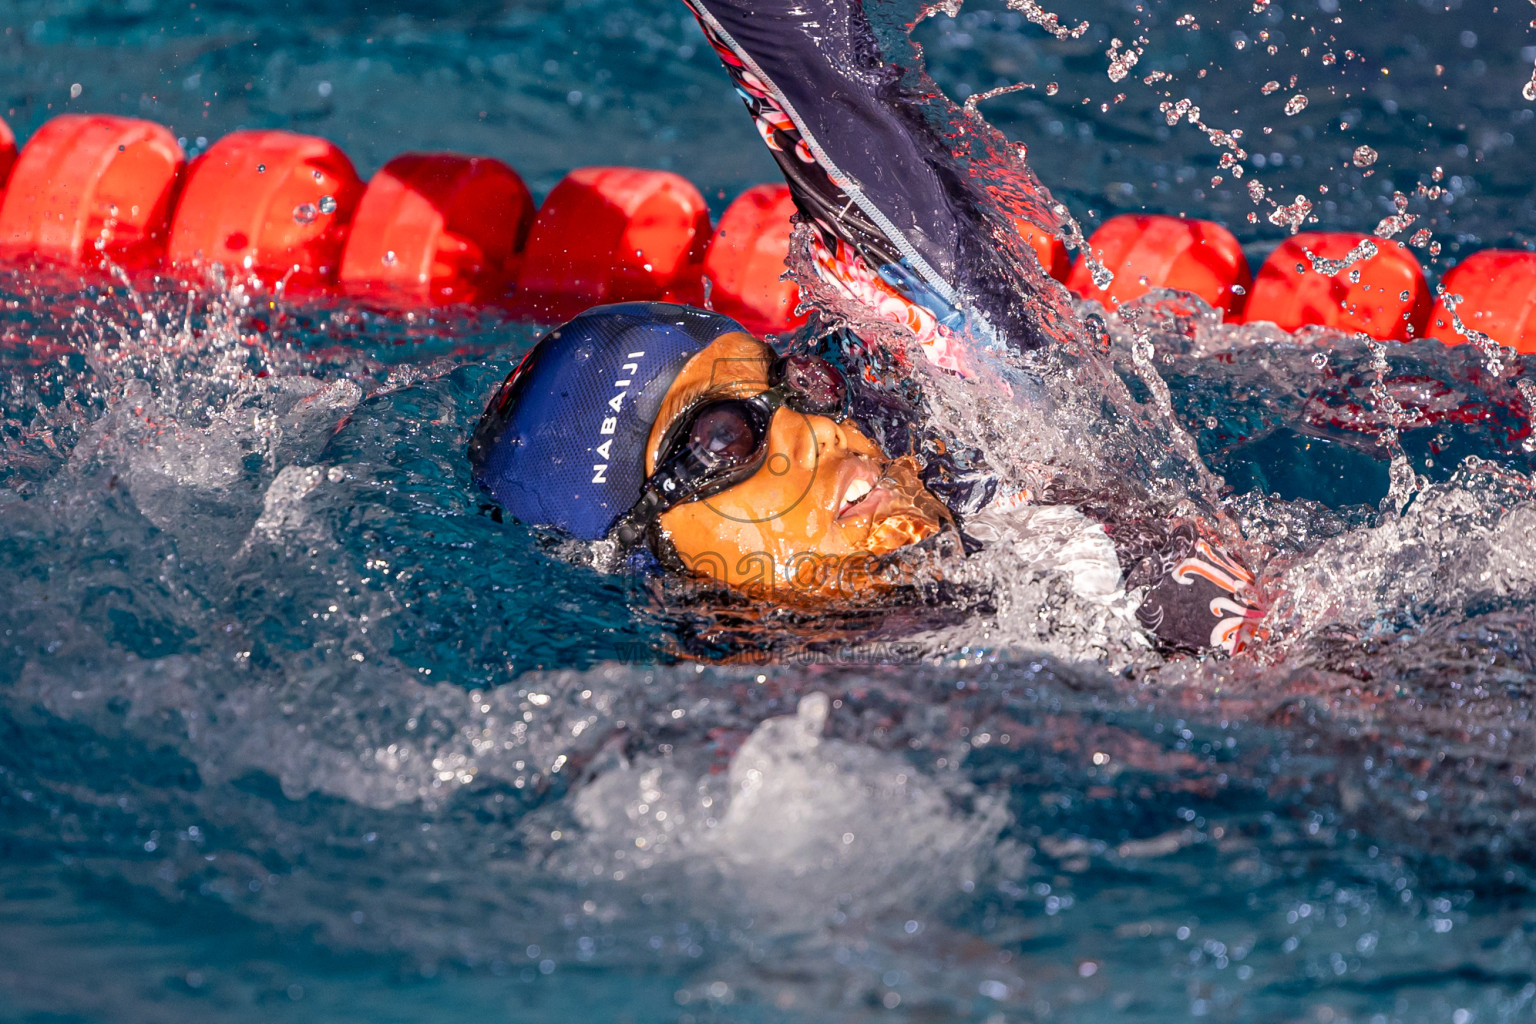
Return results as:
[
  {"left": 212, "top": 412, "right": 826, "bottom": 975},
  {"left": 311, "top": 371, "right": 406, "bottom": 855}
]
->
[
  {"left": 772, "top": 355, "right": 847, "bottom": 415},
  {"left": 689, "top": 400, "right": 763, "bottom": 462}
]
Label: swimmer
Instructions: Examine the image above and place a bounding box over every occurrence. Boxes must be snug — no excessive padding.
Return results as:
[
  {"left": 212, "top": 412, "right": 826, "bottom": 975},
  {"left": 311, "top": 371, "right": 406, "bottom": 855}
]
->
[
  {"left": 469, "top": 0, "right": 1268, "bottom": 656},
  {"left": 470, "top": 300, "right": 1266, "bottom": 655}
]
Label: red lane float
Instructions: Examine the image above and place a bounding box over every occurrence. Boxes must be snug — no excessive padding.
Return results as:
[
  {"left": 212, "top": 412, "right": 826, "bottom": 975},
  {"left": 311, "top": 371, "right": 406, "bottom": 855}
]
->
[
  {"left": 516, "top": 166, "right": 712, "bottom": 321},
  {"left": 0, "top": 116, "right": 15, "bottom": 189},
  {"left": 1242, "top": 231, "right": 1430, "bottom": 340},
  {"left": 0, "top": 112, "right": 1522, "bottom": 349},
  {"left": 701, "top": 183, "right": 805, "bottom": 335},
  {"left": 167, "top": 130, "right": 363, "bottom": 287},
  {"left": 1426, "top": 250, "right": 1536, "bottom": 354},
  {"left": 339, "top": 153, "right": 535, "bottom": 304},
  {"left": 1067, "top": 214, "right": 1251, "bottom": 317},
  {"left": 0, "top": 115, "right": 183, "bottom": 269}
]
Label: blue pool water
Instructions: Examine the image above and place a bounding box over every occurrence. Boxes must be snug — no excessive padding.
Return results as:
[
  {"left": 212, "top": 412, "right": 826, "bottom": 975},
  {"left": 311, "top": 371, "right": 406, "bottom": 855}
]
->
[{"left": 4, "top": 2, "right": 1536, "bottom": 1022}]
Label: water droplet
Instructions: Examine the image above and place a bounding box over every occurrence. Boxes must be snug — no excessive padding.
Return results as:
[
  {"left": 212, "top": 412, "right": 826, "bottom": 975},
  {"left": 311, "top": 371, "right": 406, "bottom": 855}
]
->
[
  {"left": 318, "top": 195, "right": 338, "bottom": 215},
  {"left": 293, "top": 203, "right": 318, "bottom": 225},
  {"left": 1261, "top": 80, "right": 1280, "bottom": 95},
  {"left": 1311, "top": 351, "right": 1330, "bottom": 369},
  {"left": 1352, "top": 145, "right": 1378, "bottom": 168},
  {"left": 1284, "top": 94, "right": 1309, "bottom": 116},
  {"left": 1230, "top": 283, "right": 1246, "bottom": 296},
  {"left": 1524, "top": 79, "right": 1536, "bottom": 103},
  {"left": 1105, "top": 38, "right": 1141, "bottom": 83},
  {"left": 383, "top": 250, "right": 397, "bottom": 266},
  {"left": 257, "top": 164, "right": 266, "bottom": 173},
  {"left": 1045, "top": 82, "right": 1059, "bottom": 96},
  {"left": 1268, "top": 194, "right": 1314, "bottom": 232}
]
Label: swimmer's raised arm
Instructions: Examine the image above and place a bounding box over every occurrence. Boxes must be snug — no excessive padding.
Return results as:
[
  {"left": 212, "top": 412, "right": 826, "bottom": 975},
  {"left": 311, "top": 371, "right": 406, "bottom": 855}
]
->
[
  {"left": 682, "top": 0, "right": 1055, "bottom": 360},
  {"left": 682, "top": 0, "right": 961, "bottom": 281}
]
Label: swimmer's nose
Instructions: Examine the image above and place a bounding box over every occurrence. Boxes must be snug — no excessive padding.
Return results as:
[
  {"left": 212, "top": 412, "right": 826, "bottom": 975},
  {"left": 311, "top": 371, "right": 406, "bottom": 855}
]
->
[{"left": 775, "top": 409, "right": 847, "bottom": 471}]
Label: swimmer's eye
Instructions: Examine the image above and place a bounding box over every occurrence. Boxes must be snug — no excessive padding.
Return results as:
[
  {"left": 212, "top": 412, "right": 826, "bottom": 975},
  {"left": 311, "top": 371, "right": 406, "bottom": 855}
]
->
[{"left": 688, "top": 401, "right": 761, "bottom": 461}]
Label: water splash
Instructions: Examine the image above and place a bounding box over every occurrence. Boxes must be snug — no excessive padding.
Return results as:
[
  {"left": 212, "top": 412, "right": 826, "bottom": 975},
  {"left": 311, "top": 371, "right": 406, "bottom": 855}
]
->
[
  {"left": 1373, "top": 192, "right": 1418, "bottom": 239},
  {"left": 962, "top": 80, "right": 1035, "bottom": 114},
  {"left": 1435, "top": 286, "right": 1516, "bottom": 377},
  {"left": 1360, "top": 333, "right": 1423, "bottom": 515},
  {"left": 1000, "top": 0, "right": 1088, "bottom": 40},
  {"left": 1305, "top": 238, "right": 1378, "bottom": 277},
  {"left": 563, "top": 690, "right": 1010, "bottom": 921},
  {"left": 1267, "top": 194, "right": 1316, "bottom": 233},
  {"left": 1518, "top": 378, "right": 1536, "bottom": 453},
  {"left": 1115, "top": 300, "right": 1226, "bottom": 505},
  {"left": 1105, "top": 37, "right": 1142, "bottom": 83}
]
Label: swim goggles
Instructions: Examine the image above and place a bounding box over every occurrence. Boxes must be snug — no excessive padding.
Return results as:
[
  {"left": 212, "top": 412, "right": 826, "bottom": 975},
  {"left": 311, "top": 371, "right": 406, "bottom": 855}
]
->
[{"left": 612, "top": 354, "right": 848, "bottom": 546}]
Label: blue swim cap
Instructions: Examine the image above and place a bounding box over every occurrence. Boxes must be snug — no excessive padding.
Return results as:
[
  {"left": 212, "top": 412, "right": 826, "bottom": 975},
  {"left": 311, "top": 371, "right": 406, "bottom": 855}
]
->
[{"left": 469, "top": 302, "right": 750, "bottom": 540}]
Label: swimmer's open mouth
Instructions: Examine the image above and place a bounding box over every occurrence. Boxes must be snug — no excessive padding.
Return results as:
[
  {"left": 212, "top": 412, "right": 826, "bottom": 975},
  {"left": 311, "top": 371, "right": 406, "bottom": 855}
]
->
[{"left": 836, "top": 462, "right": 893, "bottom": 520}]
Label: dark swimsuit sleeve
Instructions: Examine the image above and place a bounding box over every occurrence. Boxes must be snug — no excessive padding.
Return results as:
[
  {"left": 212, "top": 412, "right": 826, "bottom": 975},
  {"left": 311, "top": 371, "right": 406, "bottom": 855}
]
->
[
  {"left": 683, "top": 0, "right": 1051, "bottom": 356},
  {"left": 683, "top": 0, "right": 957, "bottom": 286}
]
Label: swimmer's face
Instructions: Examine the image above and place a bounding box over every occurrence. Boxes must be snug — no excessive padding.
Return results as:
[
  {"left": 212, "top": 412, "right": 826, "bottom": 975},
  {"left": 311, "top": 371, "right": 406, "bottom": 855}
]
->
[{"left": 646, "top": 332, "right": 951, "bottom": 598}]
